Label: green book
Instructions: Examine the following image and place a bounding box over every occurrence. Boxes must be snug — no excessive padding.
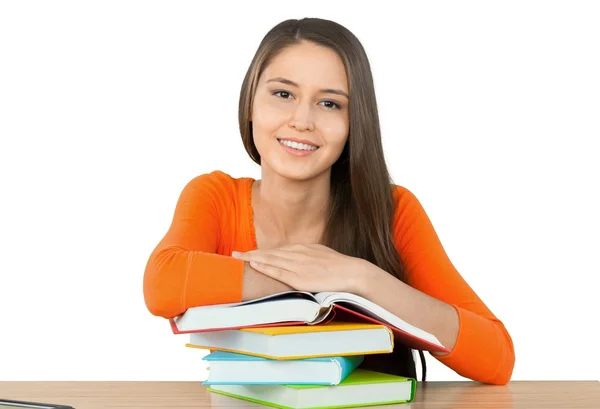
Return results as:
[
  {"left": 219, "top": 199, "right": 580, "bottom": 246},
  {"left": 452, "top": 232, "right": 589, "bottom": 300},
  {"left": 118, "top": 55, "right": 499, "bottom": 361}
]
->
[{"left": 207, "top": 368, "right": 416, "bottom": 409}]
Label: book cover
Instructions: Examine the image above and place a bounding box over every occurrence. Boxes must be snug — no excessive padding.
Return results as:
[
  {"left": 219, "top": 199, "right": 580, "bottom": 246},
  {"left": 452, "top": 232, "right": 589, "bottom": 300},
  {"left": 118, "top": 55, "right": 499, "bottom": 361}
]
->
[
  {"left": 207, "top": 369, "right": 417, "bottom": 408},
  {"left": 202, "top": 351, "right": 364, "bottom": 385},
  {"left": 185, "top": 322, "right": 394, "bottom": 360}
]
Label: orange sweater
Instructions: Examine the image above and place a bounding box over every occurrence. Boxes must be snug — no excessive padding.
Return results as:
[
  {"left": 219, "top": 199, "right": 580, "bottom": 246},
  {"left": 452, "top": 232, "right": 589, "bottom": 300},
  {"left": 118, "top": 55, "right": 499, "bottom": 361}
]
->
[{"left": 143, "top": 170, "right": 515, "bottom": 385}]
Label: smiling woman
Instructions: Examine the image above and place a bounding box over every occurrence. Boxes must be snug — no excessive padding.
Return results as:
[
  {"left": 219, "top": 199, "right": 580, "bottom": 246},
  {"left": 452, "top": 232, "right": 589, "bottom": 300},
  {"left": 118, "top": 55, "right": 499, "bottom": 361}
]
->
[{"left": 143, "top": 17, "right": 515, "bottom": 385}]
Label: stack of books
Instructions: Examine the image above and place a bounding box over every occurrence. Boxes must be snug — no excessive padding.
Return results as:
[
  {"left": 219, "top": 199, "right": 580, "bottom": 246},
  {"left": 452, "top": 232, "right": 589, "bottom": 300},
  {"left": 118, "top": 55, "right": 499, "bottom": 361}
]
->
[{"left": 169, "top": 290, "right": 449, "bottom": 408}]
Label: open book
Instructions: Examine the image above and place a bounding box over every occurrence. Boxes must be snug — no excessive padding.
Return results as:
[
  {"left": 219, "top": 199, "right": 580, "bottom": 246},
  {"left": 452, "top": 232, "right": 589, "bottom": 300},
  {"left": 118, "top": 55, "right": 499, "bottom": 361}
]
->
[{"left": 170, "top": 290, "right": 449, "bottom": 353}]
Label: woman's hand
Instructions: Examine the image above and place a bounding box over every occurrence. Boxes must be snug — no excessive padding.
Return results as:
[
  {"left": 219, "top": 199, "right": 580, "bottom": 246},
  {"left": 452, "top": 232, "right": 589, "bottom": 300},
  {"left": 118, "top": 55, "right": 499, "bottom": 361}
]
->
[{"left": 232, "top": 244, "right": 369, "bottom": 294}]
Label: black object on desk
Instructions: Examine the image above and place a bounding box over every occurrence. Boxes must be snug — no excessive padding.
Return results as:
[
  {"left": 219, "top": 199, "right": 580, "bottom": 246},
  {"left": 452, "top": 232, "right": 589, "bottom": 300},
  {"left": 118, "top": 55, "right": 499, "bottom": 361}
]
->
[{"left": 0, "top": 398, "right": 74, "bottom": 408}]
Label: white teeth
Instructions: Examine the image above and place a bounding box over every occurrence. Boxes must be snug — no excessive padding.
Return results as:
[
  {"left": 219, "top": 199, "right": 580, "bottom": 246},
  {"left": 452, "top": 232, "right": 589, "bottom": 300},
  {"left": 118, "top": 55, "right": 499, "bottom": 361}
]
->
[{"left": 279, "top": 139, "right": 318, "bottom": 151}]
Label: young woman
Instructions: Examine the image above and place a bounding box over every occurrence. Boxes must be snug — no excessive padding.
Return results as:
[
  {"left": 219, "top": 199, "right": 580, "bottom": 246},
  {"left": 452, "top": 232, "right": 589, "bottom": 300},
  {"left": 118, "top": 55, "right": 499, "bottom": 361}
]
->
[{"left": 143, "top": 17, "right": 515, "bottom": 385}]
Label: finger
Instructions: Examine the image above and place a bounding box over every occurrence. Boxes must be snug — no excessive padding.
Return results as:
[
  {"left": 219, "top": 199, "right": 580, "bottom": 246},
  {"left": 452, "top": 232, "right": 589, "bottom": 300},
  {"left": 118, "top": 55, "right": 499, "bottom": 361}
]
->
[
  {"left": 249, "top": 261, "right": 298, "bottom": 286},
  {"left": 232, "top": 250, "right": 269, "bottom": 261},
  {"left": 234, "top": 251, "right": 301, "bottom": 272},
  {"left": 233, "top": 249, "right": 304, "bottom": 262},
  {"left": 278, "top": 244, "right": 312, "bottom": 254},
  {"left": 280, "top": 243, "right": 327, "bottom": 252},
  {"left": 233, "top": 249, "right": 288, "bottom": 258}
]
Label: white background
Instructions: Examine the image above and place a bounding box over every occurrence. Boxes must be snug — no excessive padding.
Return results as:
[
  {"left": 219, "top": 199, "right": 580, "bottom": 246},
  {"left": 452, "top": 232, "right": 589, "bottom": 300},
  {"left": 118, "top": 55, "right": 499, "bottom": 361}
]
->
[{"left": 1, "top": 1, "right": 598, "bottom": 382}]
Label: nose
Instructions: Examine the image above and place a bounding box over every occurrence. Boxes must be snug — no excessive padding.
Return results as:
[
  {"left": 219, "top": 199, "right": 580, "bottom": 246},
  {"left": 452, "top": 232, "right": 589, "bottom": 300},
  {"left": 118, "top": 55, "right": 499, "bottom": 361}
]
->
[{"left": 288, "top": 101, "right": 315, "bottom": 132}]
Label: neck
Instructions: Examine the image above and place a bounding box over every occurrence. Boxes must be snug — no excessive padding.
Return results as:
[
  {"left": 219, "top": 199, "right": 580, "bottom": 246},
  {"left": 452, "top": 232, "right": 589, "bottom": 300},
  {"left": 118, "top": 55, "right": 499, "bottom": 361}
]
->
[{"left": 253, "top": 168, "right": 330, "bottom": 242}]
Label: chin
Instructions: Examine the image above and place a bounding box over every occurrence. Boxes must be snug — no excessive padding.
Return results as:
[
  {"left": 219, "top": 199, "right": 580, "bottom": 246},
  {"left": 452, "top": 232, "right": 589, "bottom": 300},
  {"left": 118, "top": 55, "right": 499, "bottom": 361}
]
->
[
  {"left": 277, "top": 168, "right": 324, "bottom": 182},
  {"left": 269, "top": 162, "right": 330, "bottom": 182}
]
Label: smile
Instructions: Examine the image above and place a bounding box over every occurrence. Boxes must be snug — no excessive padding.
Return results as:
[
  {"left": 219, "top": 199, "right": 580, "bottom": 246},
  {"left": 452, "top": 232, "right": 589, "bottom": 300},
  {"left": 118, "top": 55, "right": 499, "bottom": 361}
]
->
[
  {"left": 278, "top": 139, "right": 319, "bottom": 151},
  {"left": 277, "top": 138, "right": 319, "bottom": 156}
]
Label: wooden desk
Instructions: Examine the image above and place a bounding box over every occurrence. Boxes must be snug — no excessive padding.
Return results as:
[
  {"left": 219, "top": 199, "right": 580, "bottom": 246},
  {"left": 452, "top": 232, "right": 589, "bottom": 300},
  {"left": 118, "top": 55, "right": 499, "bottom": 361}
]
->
[{"left": 0, "top": 381, "right": 598, "bottom": 409}]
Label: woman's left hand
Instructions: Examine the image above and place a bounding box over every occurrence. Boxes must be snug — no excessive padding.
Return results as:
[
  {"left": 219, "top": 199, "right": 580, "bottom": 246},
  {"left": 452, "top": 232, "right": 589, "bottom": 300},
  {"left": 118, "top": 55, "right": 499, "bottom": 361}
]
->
[{"left": 231, "top": 244, "right": 370, "bottom": 293}]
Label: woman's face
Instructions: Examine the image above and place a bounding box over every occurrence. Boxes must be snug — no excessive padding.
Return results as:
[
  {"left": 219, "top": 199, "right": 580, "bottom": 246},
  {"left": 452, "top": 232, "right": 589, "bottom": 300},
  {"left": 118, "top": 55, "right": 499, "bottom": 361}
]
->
[{"left": 251, "top": 41, "right": 350, "bottom": 181}]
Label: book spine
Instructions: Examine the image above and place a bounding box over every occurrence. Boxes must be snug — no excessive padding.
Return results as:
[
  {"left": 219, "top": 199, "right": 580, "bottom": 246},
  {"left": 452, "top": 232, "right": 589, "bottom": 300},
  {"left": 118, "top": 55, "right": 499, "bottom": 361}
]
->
[{"left": 334, "top": 355, "right": 364, "bottom": 384}]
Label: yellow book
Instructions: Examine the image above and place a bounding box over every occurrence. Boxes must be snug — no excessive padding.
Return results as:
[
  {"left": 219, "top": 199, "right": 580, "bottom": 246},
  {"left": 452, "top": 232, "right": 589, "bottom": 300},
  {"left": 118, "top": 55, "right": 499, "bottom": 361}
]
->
[
  {"left": 240, "top": 321, "right": 380, "bottom": 335},
  {"left": 186, "top": 321, "right": 394, "bottom": 360}
]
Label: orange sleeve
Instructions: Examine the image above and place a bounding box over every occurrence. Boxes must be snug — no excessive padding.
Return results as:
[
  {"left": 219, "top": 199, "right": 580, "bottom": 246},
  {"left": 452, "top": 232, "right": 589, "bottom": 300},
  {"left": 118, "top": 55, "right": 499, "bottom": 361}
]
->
[
  {"left": 143, "top": 172, "right": 244, "bottom": 319},
  {"left": 393, "top": 186, "right": 515, "bottom": 385}
]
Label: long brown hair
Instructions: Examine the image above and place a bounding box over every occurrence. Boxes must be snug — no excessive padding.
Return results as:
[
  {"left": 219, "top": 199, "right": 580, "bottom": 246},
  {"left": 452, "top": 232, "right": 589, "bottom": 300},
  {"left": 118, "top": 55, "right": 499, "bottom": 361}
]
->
[{"left": 238, "top": 17, "right": 426, "bottom": 381}]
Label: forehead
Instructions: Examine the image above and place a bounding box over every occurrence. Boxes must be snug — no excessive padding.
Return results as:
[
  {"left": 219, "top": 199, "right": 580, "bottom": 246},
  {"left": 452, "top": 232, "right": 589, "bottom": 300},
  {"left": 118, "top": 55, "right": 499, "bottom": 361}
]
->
[{"left": 261, "top": 42, "right": 348, "bottom": 91}]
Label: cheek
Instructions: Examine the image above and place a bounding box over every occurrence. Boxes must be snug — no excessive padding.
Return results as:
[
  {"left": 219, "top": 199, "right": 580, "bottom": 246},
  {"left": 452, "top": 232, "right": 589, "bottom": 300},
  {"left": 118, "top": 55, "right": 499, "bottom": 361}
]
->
[
  {"left": 252, "top": 97, "right": 290, "bottom": 134},
  {"left": 321, "top": 115, "right": 349, "bottom": 147}
]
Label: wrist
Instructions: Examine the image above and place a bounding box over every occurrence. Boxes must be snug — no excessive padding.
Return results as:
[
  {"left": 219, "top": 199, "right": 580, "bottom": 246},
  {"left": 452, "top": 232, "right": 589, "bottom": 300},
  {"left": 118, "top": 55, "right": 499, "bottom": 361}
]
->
[{"left": 349, "top": 258, "right": 378, "bottom": 296}]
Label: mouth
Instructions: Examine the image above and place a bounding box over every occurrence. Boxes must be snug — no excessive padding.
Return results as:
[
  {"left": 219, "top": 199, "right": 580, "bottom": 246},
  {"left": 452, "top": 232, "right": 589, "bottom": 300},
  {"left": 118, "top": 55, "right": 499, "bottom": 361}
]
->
[
  {"left": 277, "top": 138, "right": 320, "bottom": 150},
  {"left": 277, "top": 138, "right": 320, "bottom": 156}
]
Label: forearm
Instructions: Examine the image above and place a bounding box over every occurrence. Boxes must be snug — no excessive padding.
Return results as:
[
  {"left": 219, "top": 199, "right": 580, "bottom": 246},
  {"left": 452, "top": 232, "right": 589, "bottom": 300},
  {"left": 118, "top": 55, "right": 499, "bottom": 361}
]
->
[
  {"left": 144, "top": 247, "right": 244, "bottom": 318},
  {"left": 242, "top": 262, "right": 294, "bottom": 300},
  {"left": 351, "top": 262, "right": 514, "bottom": 384},
  {"left": 353, "top": 261, "right": 459, "bottom": 354}
]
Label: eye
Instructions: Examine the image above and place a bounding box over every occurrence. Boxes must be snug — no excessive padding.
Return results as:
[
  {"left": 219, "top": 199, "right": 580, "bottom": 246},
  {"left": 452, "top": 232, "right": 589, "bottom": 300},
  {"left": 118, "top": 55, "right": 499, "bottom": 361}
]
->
[
  {"left": 272, "top": 90, "right": 294, "bottom": 99},
  {"left": 320, "top": 100, "right": 341, "bottom": 110}
]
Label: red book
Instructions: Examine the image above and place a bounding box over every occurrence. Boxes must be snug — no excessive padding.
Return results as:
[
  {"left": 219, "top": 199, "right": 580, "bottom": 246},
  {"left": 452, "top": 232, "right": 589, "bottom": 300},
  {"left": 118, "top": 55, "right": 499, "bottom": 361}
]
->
[{"left": 168, "top": 291, "right": 449, "bottom": 353}]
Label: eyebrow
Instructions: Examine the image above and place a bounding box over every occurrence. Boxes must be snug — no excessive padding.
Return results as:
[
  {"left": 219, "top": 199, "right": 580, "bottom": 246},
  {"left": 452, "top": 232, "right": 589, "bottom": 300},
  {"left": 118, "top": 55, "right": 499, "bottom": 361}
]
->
[{"left": 266, "top": 77, "right": 349, "bottom": 99}]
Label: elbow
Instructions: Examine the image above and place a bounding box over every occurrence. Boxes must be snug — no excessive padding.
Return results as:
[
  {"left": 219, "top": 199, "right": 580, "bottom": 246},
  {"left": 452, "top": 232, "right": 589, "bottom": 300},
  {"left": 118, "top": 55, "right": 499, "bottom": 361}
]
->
[
  {"left": 143, "top": 291, "right": 182, "bottom": 320},
  {"left": 143, "top": 248, "right": 187, "bottom": 319},
  {"left": 486, "top": 357, "right": 515, "bottom": 385},
  {"left": 441, "top": 310, "right": 516, "bottom": 385},
  {"left": 485, "top": 355, "right": 515, "bottom": 385},
  {"left": 484, "top": 326, "right": 516, "bottom": 385}
]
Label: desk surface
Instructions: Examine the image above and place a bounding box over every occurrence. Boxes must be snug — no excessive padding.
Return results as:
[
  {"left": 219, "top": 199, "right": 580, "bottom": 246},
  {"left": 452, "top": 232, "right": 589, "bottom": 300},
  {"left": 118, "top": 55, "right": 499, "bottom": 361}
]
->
[{"left": 0, "top": 381, "right": 598, "bottom": 409}]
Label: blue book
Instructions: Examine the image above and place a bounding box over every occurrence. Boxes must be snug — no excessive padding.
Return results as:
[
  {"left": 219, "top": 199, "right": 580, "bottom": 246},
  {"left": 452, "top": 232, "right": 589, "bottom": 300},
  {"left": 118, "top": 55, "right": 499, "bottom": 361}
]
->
[{"left": 202, "top": 351, "right": 364, "bottom": 385}]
